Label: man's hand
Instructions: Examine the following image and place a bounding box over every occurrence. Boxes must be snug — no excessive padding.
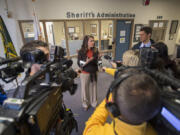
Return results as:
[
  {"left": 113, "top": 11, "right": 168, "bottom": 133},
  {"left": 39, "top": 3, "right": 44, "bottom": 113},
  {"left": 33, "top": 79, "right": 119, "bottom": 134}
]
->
[
  {"left": 110, "top": 61, "right": 117, "bottom": 68},
  {"left": 102, "top": 67, "right": 106, "bottom": 72},
  {"left": 75, "top": 68, "right": 81, "bottom": 77}
]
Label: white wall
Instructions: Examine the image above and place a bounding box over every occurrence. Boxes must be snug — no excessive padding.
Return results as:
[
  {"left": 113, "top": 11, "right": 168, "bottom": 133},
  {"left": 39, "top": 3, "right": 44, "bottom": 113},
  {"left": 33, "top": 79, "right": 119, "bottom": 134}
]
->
[
  {"left": 176, "top": 27, "right": 180, "bottom": 44},
  {"left": 0, "top": 0, "right": 180, "bottom": 55},
  {"left": 0, "top": 0, "right": 24, "bottom": 57}
]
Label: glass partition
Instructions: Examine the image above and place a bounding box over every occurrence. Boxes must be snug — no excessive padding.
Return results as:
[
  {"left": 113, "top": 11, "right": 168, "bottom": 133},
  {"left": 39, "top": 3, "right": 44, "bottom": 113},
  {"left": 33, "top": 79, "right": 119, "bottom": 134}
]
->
[
  {"left": 21, "top": 21, "right": 45, "bottom": 44},
  {"left": 101, "top": 20, "right": 113, "bottom": 51},
  {"left": 20, "top": 19, "right": 115, "bottom": 58},
  {"left": 21, "top": 22, "right": 34, "bottom": 43},
  {"left": 66, "top": 21, "right": 83, "bottom": 56},
  {"left": 149, "top": 20, "right": 168, "bottom": 42},
  {"left": 84, "top": 21, "right": 99, "bottom": 48},
  {"left": 45, "top": 21, "right": 67, "bottom": 55},
  {"left": 39, "top": 22, "right": 45, "bottom": 41},
  {"left": 45, "top": 22, "right": 55, "bottom": 45}
]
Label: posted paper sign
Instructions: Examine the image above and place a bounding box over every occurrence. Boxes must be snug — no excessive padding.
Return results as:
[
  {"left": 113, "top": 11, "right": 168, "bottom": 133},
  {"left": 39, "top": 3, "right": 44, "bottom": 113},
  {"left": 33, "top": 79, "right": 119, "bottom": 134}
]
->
[
  {"left": 153, "top": 23, "right": 158, "bottom": 28},
  {"left": 120, "top": 38, "right": 125, "bottom": 43},
  {"left": 120, "top": 31, "right": 126, "bottom": 36},
  {"left": 159, "top": 22, "right": 164, "bottom": 27}
]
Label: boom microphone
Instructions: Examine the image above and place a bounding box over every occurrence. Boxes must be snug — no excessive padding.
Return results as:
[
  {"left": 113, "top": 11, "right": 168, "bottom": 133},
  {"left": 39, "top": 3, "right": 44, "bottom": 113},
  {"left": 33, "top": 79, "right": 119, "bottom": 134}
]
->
[
  {"left": 143, "top": 68, "right": 180, "bottom": 89},
  {"left": 116, "top": 66, "right": 180, "bottom": 89}
]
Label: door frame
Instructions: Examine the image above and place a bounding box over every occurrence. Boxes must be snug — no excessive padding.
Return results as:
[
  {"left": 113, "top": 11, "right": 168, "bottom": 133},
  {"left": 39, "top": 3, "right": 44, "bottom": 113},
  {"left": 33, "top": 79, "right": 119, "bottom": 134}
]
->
[{"left": 113, "top": 19, "right": 134, "bottom": 59}]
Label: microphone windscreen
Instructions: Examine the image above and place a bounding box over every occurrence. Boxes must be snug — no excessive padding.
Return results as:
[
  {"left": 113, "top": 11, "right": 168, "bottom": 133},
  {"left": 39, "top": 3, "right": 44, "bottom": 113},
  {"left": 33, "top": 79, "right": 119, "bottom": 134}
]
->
[{"left": 104, "top": 55, "right": 111, "bottom": 60}]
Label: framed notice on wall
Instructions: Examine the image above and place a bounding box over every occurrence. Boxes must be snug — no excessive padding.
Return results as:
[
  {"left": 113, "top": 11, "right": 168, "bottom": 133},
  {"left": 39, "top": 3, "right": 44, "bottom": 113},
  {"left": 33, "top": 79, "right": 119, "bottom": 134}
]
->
[
  {"left": 133, "top": 24, "right": 144, "bottom": 42},
  {"left": 169, "top": 20, "right": 179, "bottom": 40},
  {"left": 169, "top": 20, "right": 179, "bottom": 34},
  {"left": 90, "top": 24, "right": 97, "bottom": 36},
  {"left": 108, "top": 24, "right": 112, "bottom": 37},
  {"left": 68, "top": 27, "right": 75, "bottom": 33}
]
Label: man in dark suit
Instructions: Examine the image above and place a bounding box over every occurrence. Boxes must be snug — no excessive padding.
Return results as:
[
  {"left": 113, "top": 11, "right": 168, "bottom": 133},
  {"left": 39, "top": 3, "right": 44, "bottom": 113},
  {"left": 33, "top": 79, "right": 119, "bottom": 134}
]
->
[{"left": 132, "top": 27, "right": 155, "bottom": 49}]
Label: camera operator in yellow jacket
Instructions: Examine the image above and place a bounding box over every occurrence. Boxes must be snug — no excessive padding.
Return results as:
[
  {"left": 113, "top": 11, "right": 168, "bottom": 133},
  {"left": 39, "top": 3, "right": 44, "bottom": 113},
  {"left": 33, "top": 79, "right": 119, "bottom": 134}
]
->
[
  {"left": 83, "top": 69, "right": 160, "bottom": 135},
  {"left": 83, "top": 96, "right": 159, "bottom": 135},
  {"left": 83, "top": 50, "right": 160, "bottom": 135}
]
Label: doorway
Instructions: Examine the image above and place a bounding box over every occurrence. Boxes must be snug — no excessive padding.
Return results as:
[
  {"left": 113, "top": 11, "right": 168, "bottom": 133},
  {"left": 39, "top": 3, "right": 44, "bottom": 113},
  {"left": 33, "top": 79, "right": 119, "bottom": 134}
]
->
[{"left": 115, "top": 20, "right": 133, "bottom": 61}]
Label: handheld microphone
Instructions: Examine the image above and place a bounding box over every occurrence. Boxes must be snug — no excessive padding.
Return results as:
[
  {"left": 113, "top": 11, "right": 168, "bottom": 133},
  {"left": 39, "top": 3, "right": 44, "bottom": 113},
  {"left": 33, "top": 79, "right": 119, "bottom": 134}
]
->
[
  {"left": 104, "top": 55, "right": 112, "bottom": 60},
  {"left": 104, "top": 55, "right": 122, "bottom": 68}
]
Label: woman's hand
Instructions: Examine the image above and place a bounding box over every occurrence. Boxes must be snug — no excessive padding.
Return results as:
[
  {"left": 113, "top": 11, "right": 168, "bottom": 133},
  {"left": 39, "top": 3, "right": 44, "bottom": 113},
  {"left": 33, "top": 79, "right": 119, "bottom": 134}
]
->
[{"left": 86, "top": 57, "right": 94, "bottom": 64}]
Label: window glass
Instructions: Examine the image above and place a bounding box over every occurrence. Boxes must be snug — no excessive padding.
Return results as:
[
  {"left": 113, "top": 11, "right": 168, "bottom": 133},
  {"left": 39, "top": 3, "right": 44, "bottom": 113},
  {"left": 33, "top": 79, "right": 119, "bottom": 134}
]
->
[
  {"left": 101, "top": 20, "right": 113, "bottom": 51},
  {"left": 66, "top": 21, "right": 83, "bottom": 56},
  {"left": 149, "top": 20, "right": 168, "bottom": 42},
  {"left": 84, "top": 21, "right": 99, "bottom": 49},
  {"left": 21, "top": 22, "right": 45, "bottom": 43},
  {"left": 45, "top": 21, "right": 67, "bottom": 55}
]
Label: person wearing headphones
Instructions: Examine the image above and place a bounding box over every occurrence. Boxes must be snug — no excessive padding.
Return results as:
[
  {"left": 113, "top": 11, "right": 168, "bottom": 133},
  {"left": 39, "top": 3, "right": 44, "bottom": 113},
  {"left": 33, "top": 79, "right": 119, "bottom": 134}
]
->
[
  {"left": 13, "top": 40, "right": 50, "bottom": 98},
  {"left": 20, "top": 40, "right": 50, "bottom": 76},
  {"left": 83, "top": 68, "right": 161, "bottom": 135}
]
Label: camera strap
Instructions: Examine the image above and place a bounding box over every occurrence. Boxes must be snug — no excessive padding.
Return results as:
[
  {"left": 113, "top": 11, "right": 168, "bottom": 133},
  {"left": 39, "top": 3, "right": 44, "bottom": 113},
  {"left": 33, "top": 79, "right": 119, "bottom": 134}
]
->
[
  {"left": 113, "top": 119, "right": 118, "bottom": 135},
  {"left": 59, "top": 101, "right": 78, "bottom": 134}
]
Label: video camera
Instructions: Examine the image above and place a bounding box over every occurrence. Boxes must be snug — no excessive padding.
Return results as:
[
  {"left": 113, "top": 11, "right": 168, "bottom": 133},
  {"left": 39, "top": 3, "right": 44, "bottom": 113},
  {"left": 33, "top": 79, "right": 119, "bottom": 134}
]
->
[
  {"left": 115, "top": 66, "right": 180, "bottom": 135},
  {"left": 0, "top": 57, "right": 24, "bottom": 107},
  {"left": 0, "top": 57, "right": 24, "bottom": 83},
  {"left": 0, "top": 45, "right": 78, "bottom": 135}
]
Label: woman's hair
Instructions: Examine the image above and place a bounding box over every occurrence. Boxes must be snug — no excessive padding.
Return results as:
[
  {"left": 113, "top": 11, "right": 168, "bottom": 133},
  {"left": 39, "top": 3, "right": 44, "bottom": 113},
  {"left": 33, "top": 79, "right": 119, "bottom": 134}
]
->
[
  {"left": 151, "top": 42, "right": 180, "bottom": 78},
  {"left": 151, "top": 42, "right": 168, "bottom": 61},
  {"left": 80, "top": 35, "right": 94, "bottom": 52},
  {"left": 122, "top": 50, "right": 140, "bottom": 66},
  {"left": 151, "top": 42, "right": 170, "bottom": 71}
]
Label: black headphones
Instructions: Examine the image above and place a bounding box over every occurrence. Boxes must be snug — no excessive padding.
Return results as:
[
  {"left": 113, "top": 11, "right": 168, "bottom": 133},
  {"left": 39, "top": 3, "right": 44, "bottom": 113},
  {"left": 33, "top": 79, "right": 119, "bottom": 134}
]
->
[
  {"left": 105, "top": 72, "right": 135, "bottom": 118},
  {"left": 21, "top": 49, "right": 47, "bottom": 64}
]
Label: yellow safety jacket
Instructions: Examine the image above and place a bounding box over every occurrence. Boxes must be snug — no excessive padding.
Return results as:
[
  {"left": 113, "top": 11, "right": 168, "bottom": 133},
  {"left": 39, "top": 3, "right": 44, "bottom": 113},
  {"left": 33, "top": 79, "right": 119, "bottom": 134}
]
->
[
  {"left": 103, "top": 67, "right": 116, "bottom": 76},
  {"left": 83, "top": 99, "right": 157, "bottom": 135}
]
